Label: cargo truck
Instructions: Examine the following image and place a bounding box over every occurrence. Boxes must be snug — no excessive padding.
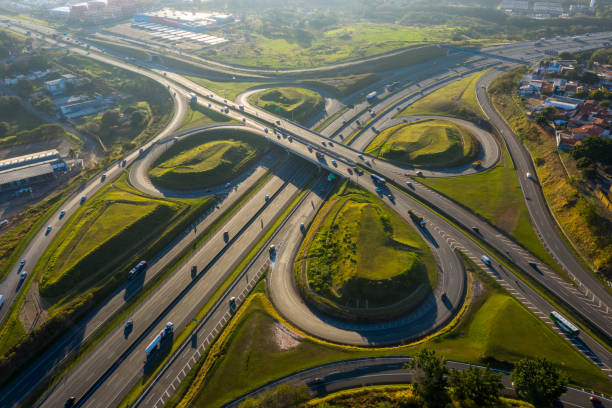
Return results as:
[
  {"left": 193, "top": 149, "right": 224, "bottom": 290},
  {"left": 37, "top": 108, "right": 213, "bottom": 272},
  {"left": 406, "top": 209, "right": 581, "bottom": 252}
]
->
[
  {"left": 145, "top": 322, "right": 174, "bottom": 357},
  {"left": 408, "top": 210, "right": 426, "bottom": 228}
]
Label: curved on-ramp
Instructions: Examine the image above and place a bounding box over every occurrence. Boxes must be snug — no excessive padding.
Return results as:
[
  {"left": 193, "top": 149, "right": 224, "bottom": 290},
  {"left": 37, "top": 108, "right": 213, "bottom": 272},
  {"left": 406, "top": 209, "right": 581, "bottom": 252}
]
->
[{"left": 267, "top": 179, "right": 468, "bottom": 347}]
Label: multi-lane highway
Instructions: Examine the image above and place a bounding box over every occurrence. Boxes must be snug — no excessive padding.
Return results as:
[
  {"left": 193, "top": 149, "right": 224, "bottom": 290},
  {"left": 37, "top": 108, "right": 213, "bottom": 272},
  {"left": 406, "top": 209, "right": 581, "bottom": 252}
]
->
[{"left": 1, "top": 17, "right": 612, "bottom": 407}]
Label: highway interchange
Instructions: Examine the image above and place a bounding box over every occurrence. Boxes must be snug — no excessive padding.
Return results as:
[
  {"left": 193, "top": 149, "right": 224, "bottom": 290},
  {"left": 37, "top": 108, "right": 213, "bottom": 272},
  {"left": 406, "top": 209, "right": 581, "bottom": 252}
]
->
[{"left": 1, "top": 17, "right": 612, "bottom": 407}]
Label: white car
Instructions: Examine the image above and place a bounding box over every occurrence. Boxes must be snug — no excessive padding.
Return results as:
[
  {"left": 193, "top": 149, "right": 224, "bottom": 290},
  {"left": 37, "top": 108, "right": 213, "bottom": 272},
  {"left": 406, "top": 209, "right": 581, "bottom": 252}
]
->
[{"left": 526, "top": 172, "right": 532, "bottom": 179}]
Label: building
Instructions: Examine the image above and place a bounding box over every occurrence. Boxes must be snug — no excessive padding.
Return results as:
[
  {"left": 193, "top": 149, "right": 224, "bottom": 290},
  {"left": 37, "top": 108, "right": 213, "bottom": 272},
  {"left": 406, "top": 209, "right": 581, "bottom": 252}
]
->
[
  {"left": 533, "top": 1, "right": 564, "bottom": 16},
  {"left": 44, "top": 74, "right": 76, "bottom": 96},
  {"left": 501, "top": 0, "right": 529, "bottom": 14},
  {"left": 59, "top": 94, "right": 115, "bottom": 118},
  {"left": 134, "top": 9, "right": 235, "bottom": 31},
  {"left": 0, "top": 150, "right": 67, "bottom": 193}
]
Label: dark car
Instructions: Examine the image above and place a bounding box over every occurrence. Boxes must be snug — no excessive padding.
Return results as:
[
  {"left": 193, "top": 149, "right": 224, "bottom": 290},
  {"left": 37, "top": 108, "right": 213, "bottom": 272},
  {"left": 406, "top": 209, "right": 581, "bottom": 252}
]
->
[{"left": 65, "top": 396, "right": 75, "bottom": 407}]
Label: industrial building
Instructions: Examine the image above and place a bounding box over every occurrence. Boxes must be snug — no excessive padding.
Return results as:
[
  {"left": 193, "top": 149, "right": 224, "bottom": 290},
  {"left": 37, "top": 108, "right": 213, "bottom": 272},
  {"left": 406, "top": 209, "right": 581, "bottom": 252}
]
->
[
  {"left": 133, "top": 9, "right": 234, "bottom": 31},
  {"left": 0, "top": 150, "right": 67, "bottom": 193}
]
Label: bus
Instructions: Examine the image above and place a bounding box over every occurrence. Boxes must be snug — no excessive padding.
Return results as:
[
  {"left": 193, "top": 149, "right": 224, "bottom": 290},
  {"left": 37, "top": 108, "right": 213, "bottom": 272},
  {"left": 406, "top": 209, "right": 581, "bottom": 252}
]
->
[{"left": 550, "top": 311, "right": 580, "bottom": 337}]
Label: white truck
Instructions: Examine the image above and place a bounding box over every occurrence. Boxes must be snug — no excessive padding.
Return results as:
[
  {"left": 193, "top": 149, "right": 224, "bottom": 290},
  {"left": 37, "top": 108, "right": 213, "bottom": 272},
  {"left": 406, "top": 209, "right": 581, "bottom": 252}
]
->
[
  {"left": 145, "top": 322, "right": 174, "bottom": 357},
  {"left": 366, "top": 91, "right": 377, "bottom": 101}
]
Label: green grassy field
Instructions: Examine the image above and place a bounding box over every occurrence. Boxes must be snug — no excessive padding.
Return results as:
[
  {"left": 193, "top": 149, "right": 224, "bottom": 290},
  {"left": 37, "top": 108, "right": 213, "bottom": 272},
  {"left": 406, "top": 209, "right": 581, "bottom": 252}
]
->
[
  {"left": 178, "top": 104, "right": 237, "bottom": 132},
  {"left": 304, "top": 385, "right": 533, "bottom": 408},
  {"left": 397, "top": 70, "right": 487, "bottom": 122},
  {"left": 419, "top": 148, "right": 559, "bottom": 271},
  {"left": 179, "top": 257, "right": 610, "bottom": 408},
  {"left": 365, "top": 119, "right": 479, "bottom": 169},
  {"left": 303, "top": 183, "right": 437, "bottom": 310},
  {"left": 185, "top": 76, "right": 268, "bottom": 102},
  {"left": 248, "top": 87, "right": 324, "bottom": 125},
  {"left": 149, "top": 128, "right": 267, "bottom": 191},
  {"left": 38, "top": 185, "right": 182, "bottom": 301},
  {"left": 209, "top": 23, "right": 454, "bottom": 68}
]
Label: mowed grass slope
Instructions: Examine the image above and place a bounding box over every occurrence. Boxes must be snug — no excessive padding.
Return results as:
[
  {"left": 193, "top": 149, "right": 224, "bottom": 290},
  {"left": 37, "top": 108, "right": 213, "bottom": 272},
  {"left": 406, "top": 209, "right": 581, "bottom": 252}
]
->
[
  {"left": 304, "top": 183, "right": 437, "bottom": 309},
  {"left": 397, "top": 70, "right": 487, "bottom": 122},
  {"left": 419, "top": 148, "right": 560, "bottom": 273},
  {"left": 149, "top": 128, "right": 267, "bottom": 191},
  {"left": 39, "top": 187, "right": 182, "bottom": 300},
  {"left": 179, "top": 262, "right": 610, "bottom": 408},
  {"left": 248, "top": 87, "right": 324, "bottom": 125},
  {"left": 366, "top": 119, "right": 479, "bottom": 168}
]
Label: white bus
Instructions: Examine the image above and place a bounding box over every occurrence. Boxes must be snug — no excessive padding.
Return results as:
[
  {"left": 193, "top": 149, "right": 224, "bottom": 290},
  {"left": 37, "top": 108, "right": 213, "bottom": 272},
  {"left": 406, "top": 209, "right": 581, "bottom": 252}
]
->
[{"left": 550, "top": 311, "right": 579, "bottom": 337}]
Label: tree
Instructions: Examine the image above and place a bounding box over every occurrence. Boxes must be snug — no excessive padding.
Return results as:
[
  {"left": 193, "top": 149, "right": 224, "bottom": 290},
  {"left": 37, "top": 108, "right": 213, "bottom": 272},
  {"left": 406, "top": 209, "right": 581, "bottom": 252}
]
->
[
  {"left": 0, "top": 121, "right": 9, "bottom": 138},
  {"left": 33, "top": 96, "right": 54, "bottom": 114},
  {"left": 408, "top": 349, "right": 450, "bottom": 408},
  {"left": 450, "top": 366, "right": 504, "bottom": 406},
  {"left": 100, "top": 110, "right": 120, "bottom": 129},
  {"left": 130, "top": 110, "right": 146, "bottom": 129},
  {"left": 15, "top": 78, "right": 33, "bottom": 97},
  {"left": 511, "top": 358, "right": 567, "bottom": 407}
]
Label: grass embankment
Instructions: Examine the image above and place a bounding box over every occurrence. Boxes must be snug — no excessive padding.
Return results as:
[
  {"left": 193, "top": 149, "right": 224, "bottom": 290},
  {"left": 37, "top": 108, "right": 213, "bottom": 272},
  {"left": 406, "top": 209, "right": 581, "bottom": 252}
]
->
[
  {"left": 0, "top": 175, "right": 215, "bottom": 387},
  {"left": 248, "top": 87, "right": 324, "bottom": 125},
  {"left": 296, "top": 182, "right": 436, "bottom": 319},
  {"left": 38, "top": 188, "right": 180, "bottom": 301},
  {"left": 419, "top": 148, "right": 559, "bottom": 272},
  {"left": 186, "top": 73, "right": 379, "bottom": 103},
  {"left": 207, "top": 24, "right": 447, "bottom": 69},
  {"left": 149, "top": 128, "right": 267, "bottom": 191},
  {"left": 397, "top": 70, "right": 488, "bottom": 123},
  {"left": 365, "top": 119, "right": 480, "bottom": 169},
  {"left": 488, "top": 67, "right": 612, "bottom": 277},
  {"left": 175, "top": 256, "right": 610, "bottom": 408},
  {"left": 177, "top": 104, "right": 237, "bottom": 132},
  {"left": 305, "top": 385, "right": 533, "bottom": 408}
]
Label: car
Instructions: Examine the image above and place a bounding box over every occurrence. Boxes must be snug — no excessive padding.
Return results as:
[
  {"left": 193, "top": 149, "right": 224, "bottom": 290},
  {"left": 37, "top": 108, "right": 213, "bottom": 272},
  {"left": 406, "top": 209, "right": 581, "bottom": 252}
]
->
[
  {"left": 264, "top": 128, "right": 268, "bottom": 133},
  {"left": 481, "top": 255, "right": 491, "bottom": 266},
  {"left": 65, "top": 396, "right": 76, "bottom": 408},
  {"left": 229, "top": 296, "right": 236, "bottom": 310},
  {"left": 191, "top": 265, "right": 197, "bottom": 276},
  {"left": 307, "top": 145, "right": 313, "bottom": 152},
  {"left": 328, "top": 142, "right": 334, "bottom": 147},
  {"left": 269, "top": 244, "right": 276, "bottom": 255},
  {"left": 331, "top": 160, "right": 337, "bottom": 167},
  {"left": 20, "top": 271, "right": 27, "bottom": 281},
  {"left": 59, "top": 210, "right": 66, "bottom": 219},
  {"left": 347, "top": 168, "right": 353, "bottom": 175},
  {"left": 471, "top": 226, "right": 479, "bottom": 233},
  {"left": 223, "top": 231, "right": 230, "bottom": 242},
  {"left": 0, "top": 294, "right": 4, "bottom": 308},
  {"left": 101, "top": 173, "right": 106, "bottom": 182},
  {"left": 225, "top": 182, "right": 231, "bottom": 188},
  {"left": 80, "top": 196, "right": 86, "bottom": 205},
  {"left": 589, "top": 396, "right": 601, "bottom": 404},
  {"left": 125, "top": 319, "right": 133, "bottom": 329},
  {"left": 416, "top": 171, "right": 423, "bottom": 177},
  {"left": 526, "top": 172, "right": 532, "bottom": 179},
  {"left": 45, "top": 226, "right": 52, "bottom": 235},
  {"left": 321, "top": 141, "right": 326, "bottom": 146},
  {"left": 19, "top": 259, "right": 26, "bottom": 271},
  {"left": 406, "top": 181, "right": 413, "bottom": 188},
  {"left": 313, "top": 377, "right": 324, "bottom": 385},
  {"left": 358, "top": 154, "right": 364, "bottom": 160},
  {"left": 299, "top": 223, "right": 305, "bottom": 232},
  {"left": 276, "top": 120, "right": 281, "bottom": 125},
  {"left": 288, "top": 136, "right": 293, "bottom": 142},
  {"left": 122, "top": 159, "right": 127, "bottom": 167},
  {"left": 265, "top": 194, "right": 270, "bottom": 201}
]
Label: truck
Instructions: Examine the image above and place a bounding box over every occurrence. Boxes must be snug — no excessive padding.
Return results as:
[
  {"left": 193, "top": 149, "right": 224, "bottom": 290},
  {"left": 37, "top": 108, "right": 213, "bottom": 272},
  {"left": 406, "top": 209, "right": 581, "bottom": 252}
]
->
[
  {"left": 408, "top": 210, "right": 426, "bottom": 228},
  {"left": 145, "top": 322, "right": 174, "bottom": 357},
  {"left": 188, "top": 92, "right": 197, "bottom": 104},
  {"left": 366, "top": 91, "right": 377, "bottom": 101},
  {"left": 370, "top": 174, "right": 386, "bottom": 186},
  {"left": 128, "top": 260, "right": 148, "bottom": 279}
]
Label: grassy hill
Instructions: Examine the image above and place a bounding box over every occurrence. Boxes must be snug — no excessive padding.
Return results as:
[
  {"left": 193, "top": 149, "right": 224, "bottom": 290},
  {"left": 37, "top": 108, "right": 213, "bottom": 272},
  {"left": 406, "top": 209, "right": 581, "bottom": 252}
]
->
[
  {"left": 149, "top": 128, "right": 267, "bottom": 191},
  {"left": 366, "top": 119, "right": 479, "bottom": 169},
  {"left": 300, "top": 182, "right": 436, "bottom": 313},
  {"left": 397, "top": 70, "right": 487, "bottom": 123},
  {"left": 39, "top": 187, "right": 182, "bottom": 300},
  {"left": 248, "top": 87, "right": 324, "bottom": 125}
]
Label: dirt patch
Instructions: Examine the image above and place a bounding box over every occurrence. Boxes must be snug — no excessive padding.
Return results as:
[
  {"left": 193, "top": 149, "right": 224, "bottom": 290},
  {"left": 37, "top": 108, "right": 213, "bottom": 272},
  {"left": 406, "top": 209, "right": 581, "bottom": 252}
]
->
[
  {"left": 272, "top": 321, "right": 302, "bottom": 351},
  {"left": 19, "top": 281, "right": 49, "bottom": 333}
]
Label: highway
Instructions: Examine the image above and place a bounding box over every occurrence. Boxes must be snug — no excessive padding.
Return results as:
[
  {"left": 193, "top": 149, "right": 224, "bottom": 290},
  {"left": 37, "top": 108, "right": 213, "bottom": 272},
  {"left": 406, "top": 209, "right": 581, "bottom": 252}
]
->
[
  {"left": 1, "top": 18, "right": 611, "bottom": 407},
  {"left": 476, "top": 69, "right": 612, "bottom": 322},
  {"left": 228, "top": 357, "right": 612, "bottom": 408}
]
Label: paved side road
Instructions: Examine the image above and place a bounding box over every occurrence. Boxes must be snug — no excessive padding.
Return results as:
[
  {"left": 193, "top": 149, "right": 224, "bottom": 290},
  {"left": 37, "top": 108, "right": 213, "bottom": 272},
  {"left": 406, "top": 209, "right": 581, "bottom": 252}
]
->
[{"left": 228, "top": 357, "right": 612, "bottom": 408}]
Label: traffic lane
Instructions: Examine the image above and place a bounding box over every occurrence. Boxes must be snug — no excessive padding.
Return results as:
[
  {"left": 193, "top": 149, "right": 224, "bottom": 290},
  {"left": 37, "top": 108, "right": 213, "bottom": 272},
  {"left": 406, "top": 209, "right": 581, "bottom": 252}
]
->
[
  {"left": 268, "top": 174, "right": 465, "bottom": 346},
  {"left": 40, "top": 160, "right": 305, "bottom": 408},
  {"left": 0, "top": 150, "right": 284, "bottom": 408},
  {"left": 82, "top": 165, "right": 317, "bottom": 408},
  {"left": 476, "top": 71, "right": 612, "bottom": 318},
  {"left": 136, "top": 175, "right": 333, "bottom": 408}
]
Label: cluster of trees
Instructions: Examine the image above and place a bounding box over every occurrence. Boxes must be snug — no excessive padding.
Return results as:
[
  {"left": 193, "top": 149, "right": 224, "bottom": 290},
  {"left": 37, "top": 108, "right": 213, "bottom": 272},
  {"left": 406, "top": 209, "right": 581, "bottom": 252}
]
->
[
  {"left": 239, "top": 350, "right": 568, "bottom": 408},
  {"left": 409, "top": 349, "right": 567, "bottom": 408},
  {"left": 571, "top": 136, "right": 612, "bottom": 180}
]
